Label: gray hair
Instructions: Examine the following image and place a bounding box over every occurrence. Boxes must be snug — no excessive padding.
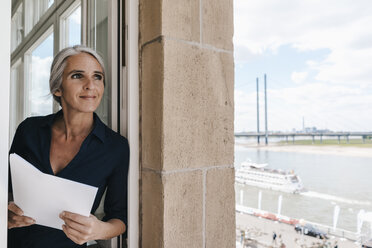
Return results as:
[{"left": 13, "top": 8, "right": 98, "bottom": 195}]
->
[{"left": 49, "top": 45, "right": 106, "bottom": 104}]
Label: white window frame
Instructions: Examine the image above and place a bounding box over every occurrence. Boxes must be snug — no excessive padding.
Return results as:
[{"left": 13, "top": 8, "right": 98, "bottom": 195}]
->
[
  {"left": 92, "top": 0, "right": 139, "bottom": 246},
  {"left": 11, "top": 3, "right": 23, "bottom": 53},
  {"left": 9, "top": 58, "right": 24, "bottom": 145},
  {"left": 0, "top": 0, "right": 11, "bottom": 246},
  {"left": 125, "top": 0, "right": 139, "bottom": 247},
  {"left": 24, "top": 0, "right": 55, "bottom": 36}
]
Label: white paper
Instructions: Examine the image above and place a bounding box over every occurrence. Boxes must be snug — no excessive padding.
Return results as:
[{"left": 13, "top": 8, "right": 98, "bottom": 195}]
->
[{"left": 10, "top": 153, "right": 98, "bottom": 230}]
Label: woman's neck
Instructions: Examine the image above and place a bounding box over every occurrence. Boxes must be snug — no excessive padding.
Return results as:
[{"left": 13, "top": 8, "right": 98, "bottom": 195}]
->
[{"left": 54, "top": 110, "right": 94, "bottom": 140}]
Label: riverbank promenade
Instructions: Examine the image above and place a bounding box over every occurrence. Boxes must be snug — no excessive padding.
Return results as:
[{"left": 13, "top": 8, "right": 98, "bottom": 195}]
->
[{"left": 236, "top": 212, "right": 359, "bottom": 248}]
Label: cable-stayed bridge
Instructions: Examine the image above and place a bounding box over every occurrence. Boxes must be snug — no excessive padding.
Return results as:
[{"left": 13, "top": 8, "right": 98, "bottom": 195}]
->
[{"left": 235, "top": 132, "right": 372, "bottom": 144}]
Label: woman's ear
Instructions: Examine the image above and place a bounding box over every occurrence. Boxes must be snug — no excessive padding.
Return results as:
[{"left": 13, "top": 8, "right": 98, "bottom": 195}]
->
[{"left": 54, "top": 89, "right": 62, "bottom": 97}]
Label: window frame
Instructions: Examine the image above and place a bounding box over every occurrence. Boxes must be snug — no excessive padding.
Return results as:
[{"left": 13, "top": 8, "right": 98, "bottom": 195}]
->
[
  {"left": 0, "top": 0, "right": 11, "bottom": 246},
  {"left": 124, "top": 0, "right": 139, "bottom": 247},
  {"left": 9, "top": 58, "right": 24, "bottom": 146},
  {"left": 11, "top": 3, "right": 23, "bottom": 53}
]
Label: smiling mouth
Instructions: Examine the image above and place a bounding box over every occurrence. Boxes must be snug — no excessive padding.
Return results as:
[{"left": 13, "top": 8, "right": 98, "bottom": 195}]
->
[{"left": 80, "top": 96, "right": 96, "bottom": 99}]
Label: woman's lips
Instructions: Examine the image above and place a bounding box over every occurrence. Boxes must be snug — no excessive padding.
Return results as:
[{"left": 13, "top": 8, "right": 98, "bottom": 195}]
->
[{"left": 80, "top": 96, "right": 96, "bottom": 99}]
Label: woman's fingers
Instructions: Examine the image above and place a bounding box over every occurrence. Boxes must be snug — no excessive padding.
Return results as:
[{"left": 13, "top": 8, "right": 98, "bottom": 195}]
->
[
  {"left": 8, "top": 202, "right": 35, "bottom": 229},
  {"left": 8, "top": 202, "right": 23, "bottom": 216},
  {"left": 62, "top": 216, "right": 87, "bottom": 234},
  {"left": 8, "top": 209, "right": 35, "bottom": 229},
  {"left": 9, "top": 214, "right": 35, "bottom": 227},
  {"left": 62, "top": 224, "right": 86, "bottom": 245},
  {"left": 60, "top": 211, "right": 102, "bottom": 243},
  {"left": 60, "top": 211, "right": 91, "bottom": 226}
]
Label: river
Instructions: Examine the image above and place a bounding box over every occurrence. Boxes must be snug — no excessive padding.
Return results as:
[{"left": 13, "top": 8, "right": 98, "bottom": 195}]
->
[{"left": 235, "top": 142, "right": 372, "bottom": 232}]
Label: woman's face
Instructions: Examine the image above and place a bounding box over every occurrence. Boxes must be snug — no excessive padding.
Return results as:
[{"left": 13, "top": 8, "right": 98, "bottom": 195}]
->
[{"left": 54, "top": 53, "right": 104, "bottom": 114}]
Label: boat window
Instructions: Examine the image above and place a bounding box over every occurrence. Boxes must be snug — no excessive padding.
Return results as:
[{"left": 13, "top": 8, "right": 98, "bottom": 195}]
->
[{"left": 290, "top": 176, "right": 299, "bottom": 183}]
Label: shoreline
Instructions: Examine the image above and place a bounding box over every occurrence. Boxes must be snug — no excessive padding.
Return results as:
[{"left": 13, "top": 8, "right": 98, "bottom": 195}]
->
[
  {"left": 236, "top": 212, "right": 359, "bottom": 248},
  {"left": 236, "top": 142, "right": 372, "bottom": 158}
]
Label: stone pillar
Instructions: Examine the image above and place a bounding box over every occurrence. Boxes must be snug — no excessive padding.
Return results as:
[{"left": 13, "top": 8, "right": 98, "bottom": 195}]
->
[{"left": 139, "top": 0, "right": 235, "bottom": 247}]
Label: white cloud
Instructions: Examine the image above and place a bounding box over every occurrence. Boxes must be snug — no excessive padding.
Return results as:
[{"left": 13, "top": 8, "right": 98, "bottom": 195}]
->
[
  {"left": 70, "top": 6, "right": 81, "bottom": 25},
  {"left": 234, "top": 0, "right": 372, "bottom": 86},
  {"left": 291, "top": 71, "right": 308, "bottom": 84},
  {"left": 30, "top": 56, "right": 53, "bottom": 116},
  {"left": 234, "top": 0, "right": 372, "bottom": 131},
  {"left": 234, "top": 44, "right": 260, "bottom": 64},
  {"left": 31, "top": 55, "right": 52, "bottom": 92}
]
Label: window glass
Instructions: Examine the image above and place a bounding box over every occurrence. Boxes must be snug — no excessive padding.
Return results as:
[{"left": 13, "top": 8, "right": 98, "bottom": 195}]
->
[
  {"left": 11, "top": 4, "right": 23, "bottom": 53},
  {"left": 86, "top": 0, "right": 111, "bottom": 217},
  {"left": 25, "top": 0, "right": 54, "bottom": 35},
  {"left": 26, "top": 30, "right": 54, "bottom": 117},
  {"left": 88, "top": 0, "right": 110, "bottom": 126},
  {"left": 48, "top": 0, "right": 54, "bottom": 8},
  {"left": 67, "top": 6, "right": 81, "bottom": 46},
  {"left": 60, "top": 3, "right": 81, "bottom": 49}
]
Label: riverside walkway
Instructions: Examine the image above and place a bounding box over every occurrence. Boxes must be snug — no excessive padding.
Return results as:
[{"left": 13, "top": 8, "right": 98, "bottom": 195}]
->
[{"left": 236, "top": 212, "right": 360, "bottom": 248}]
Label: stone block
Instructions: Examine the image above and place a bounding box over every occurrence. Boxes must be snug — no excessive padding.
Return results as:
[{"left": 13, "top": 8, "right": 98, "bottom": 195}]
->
[
  {"left": 141, "top": 170, "right": 164, "bottom": 248},
  {"left": 139, "top": 0, "right": 162, "bottom": 45},
  {"left": 162, "top": 0, "right": 200, "bottom": 42},
  {"left": 162, "top": 39, "right": 234, "bottom": 170},
  {"left": 205, "top": 167, "right": 235, "bottom": 248},
  {"left": 141, "top": 40, "right": 164, "bottom": 170},
  {"left": 163, "top": 170, "right": 203, "bottom": 247},
  {"left": 202, "top": 0, "right": 234, "bottom": 51}
]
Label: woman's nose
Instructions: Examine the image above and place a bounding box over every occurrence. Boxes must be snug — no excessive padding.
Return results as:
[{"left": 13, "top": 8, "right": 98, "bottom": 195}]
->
[{"left": 84, "top": 78, "right": 94, "bottom": 90}]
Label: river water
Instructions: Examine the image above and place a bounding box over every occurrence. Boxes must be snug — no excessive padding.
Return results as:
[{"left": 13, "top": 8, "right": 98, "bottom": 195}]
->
[{"left": 235, "top": 142, "right": 372, "bottom": 232}]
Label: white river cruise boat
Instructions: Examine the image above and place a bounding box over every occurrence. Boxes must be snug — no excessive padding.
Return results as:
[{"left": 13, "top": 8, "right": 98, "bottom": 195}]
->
[{"left": 235, "top": 160, "right": 304, "bottom": 194}]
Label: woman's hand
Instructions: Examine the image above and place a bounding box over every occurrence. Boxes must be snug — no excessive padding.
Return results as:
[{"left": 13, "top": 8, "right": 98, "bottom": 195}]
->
[
  {"left": 8, "top": 202, "right": 35, "bottom": 229},
  {"left": 59, "top": 211, "right": 103, "bottom": 245}
]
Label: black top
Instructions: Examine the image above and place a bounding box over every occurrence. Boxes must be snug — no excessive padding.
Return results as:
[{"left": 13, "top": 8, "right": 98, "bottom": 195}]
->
[{"left": 8, "top": 111, "right": 130, "bottom": 248}]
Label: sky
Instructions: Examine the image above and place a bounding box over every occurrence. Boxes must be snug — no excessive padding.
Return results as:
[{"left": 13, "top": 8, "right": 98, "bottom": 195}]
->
[
  {"left": 31, "top": 39, "right": 53, "bottom": 116},
  {"left": 234, "top": 0, "right": 372, "bottom": 132}
]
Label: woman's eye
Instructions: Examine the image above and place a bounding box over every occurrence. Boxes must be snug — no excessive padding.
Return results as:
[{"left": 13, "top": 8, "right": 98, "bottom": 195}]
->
[
  {"left": 94, "top": 74, "right": 103, "bottom": 80},
  {"left": 71, "top": 73, "right": 83, "bottom": 79}
]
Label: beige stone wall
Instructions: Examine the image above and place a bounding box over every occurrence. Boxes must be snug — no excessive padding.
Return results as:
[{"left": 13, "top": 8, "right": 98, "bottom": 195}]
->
[{"left": 139, "top": 0, "right": 235, "bottom": 247}]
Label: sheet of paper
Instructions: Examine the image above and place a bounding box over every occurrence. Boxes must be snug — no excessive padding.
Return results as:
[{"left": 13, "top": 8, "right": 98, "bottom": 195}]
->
[{"left": 10, "top": 153, "right": 98, "bottom": 230}]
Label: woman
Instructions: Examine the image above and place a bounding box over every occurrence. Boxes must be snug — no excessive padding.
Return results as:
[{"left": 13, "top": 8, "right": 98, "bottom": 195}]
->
[{"left": 7, "top": 45, "right": 129, "bottom": 247}]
